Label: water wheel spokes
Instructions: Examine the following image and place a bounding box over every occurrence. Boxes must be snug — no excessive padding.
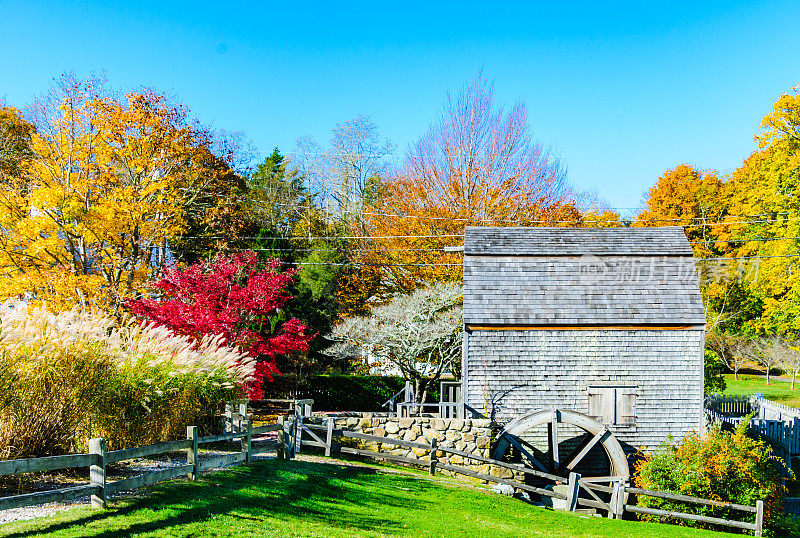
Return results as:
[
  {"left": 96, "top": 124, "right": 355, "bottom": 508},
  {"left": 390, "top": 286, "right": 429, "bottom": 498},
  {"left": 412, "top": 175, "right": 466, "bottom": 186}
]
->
[
  {"left": 491, "top": 408, "right": 630, "bottom": 484},
  {"left": 503, "top": 433, "right": 549, "bottom": 473},
  {"left": 562, "top": 428, "right": 610, "bottom": 472}
]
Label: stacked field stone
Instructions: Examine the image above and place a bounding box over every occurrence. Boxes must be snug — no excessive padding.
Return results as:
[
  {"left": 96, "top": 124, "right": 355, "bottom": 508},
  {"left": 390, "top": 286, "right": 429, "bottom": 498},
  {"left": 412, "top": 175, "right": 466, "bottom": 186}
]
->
[{"left": 308, "top": 414, "right": 512, "bottom": 477}]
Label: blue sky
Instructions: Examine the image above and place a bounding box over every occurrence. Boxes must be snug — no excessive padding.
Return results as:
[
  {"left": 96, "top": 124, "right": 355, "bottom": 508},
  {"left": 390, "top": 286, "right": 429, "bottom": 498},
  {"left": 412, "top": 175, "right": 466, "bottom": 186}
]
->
[{"left": 1, "top": 1, "right": 798, "bottom": 211}]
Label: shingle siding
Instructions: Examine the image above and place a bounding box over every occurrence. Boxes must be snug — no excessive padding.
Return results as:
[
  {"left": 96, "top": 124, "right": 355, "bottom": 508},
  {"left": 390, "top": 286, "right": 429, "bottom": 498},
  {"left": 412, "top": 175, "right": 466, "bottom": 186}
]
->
[
  {"left": 464, "top": 255, "right": 704, "bottom": 325},
  {"left": 464, "top": 329, "right": 705, "bottom": 453}
]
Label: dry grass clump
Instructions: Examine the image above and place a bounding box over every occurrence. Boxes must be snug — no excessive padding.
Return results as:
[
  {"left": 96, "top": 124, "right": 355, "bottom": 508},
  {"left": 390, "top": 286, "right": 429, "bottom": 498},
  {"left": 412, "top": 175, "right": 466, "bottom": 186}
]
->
[{"left": 0, "top": 303, "right": 256, "bottom": 457}]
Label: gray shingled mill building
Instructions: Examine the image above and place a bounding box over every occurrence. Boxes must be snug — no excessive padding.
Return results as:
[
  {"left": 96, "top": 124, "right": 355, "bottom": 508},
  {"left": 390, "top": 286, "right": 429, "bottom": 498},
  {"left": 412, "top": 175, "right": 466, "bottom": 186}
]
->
[{"left": 462, "top": 226, "right": 705, "bottom": 460}]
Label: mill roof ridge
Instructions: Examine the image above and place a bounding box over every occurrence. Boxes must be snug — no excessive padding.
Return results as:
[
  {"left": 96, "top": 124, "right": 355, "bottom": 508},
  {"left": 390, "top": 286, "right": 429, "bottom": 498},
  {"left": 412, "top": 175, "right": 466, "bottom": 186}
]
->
[
  {"left": 464, "top": 226, "right": 693, "bottom": 256},
  {"left": 462, "top": 226, "right": 704, "bottom": 325}
]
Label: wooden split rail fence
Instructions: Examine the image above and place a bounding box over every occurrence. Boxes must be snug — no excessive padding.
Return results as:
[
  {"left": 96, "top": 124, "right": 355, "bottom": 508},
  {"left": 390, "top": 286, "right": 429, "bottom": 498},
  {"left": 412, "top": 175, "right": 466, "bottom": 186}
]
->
[
  {"left": 297, "top": 419, "right": 765, "bottom": 536},
  {"left": 0, "top": 415, "right": 766, "bottom": 536},
  {"left": 0, "top": 420, "right": 291, "bottom": 512}
]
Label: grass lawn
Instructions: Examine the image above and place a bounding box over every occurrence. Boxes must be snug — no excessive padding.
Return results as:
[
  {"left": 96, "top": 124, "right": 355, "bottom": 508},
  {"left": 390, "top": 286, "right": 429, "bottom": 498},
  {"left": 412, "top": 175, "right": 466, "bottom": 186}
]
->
[
  {"left": 722, "top": 374, "right": 800, "bottom": 407},
  {"left": 0, "top": 458, "right": 739, "bottom": 537}
]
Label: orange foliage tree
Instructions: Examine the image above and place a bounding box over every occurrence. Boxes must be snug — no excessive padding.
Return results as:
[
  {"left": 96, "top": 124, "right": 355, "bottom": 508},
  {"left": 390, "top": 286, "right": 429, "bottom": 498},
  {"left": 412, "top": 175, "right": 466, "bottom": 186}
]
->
[
  {"left": 338, "top": 73, "right": 576, "bottom": 307},
  {"left": 636, "top": 164, "right": 728, "bottom": 258}
]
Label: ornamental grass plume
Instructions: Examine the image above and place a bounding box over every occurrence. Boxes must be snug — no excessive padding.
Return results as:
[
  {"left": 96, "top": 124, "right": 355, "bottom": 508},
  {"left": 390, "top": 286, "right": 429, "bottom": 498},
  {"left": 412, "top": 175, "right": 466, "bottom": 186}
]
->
[
  {"left": 0, "top": 302, "right": 255, "bottom": 457},
  {"left": 0, "top": 302, "right": 256, "bottom": 383}
]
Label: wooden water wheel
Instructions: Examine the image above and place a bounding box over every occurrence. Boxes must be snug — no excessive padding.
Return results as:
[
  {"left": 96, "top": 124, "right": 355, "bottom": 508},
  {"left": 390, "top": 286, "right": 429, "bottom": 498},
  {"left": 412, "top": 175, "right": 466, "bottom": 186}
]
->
[{"left": 491, "top": 408, "right": 629, "bottom": 492}]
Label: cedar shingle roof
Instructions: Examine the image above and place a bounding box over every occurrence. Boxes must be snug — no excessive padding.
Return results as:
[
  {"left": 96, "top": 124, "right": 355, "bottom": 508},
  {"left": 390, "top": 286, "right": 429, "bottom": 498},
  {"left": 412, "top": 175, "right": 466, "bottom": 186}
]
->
[
  {"left": 464, "top": 226, "right": 694, "bottom": 256},
  {"left": 463, "top": 227, "right": 705, "bottom": 326}
]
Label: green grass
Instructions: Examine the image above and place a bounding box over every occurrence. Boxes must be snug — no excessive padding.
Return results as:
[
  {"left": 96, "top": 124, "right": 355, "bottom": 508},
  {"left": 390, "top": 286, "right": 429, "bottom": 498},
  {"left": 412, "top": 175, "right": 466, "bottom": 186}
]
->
[
  {"left": 0, "top": 459, "right": 739, "bottom": 537},
  {"left": 721, "top": 374, "right": 800, "bottom": 407}
]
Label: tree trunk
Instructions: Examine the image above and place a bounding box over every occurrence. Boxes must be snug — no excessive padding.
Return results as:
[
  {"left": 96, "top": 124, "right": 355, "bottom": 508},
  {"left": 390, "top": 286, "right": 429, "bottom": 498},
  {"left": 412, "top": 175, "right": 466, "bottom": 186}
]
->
[{"left": 793, "top": 371, "right": 796, "bottom": 390}]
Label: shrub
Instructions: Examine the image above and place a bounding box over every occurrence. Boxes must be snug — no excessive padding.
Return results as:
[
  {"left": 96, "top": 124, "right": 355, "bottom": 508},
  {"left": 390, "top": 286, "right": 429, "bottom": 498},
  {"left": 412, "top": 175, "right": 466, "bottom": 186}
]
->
[
  {"left": 634, "top": 421, "right": 786, "bottom": 533},
  {"left": 0, "top": 348, "right": 110, "bottom": 459},
  {"left": 704, "top": 349, "right": 727, "bottom": 394},
  {"left": 264, "top": 375, "right": 440, "bottom": 411},
  {"left": 0, "top": 304, "right": 255, "bottom": 457},
  {"left": 126, "top": 251, "right": 314, "bottom": 399}
]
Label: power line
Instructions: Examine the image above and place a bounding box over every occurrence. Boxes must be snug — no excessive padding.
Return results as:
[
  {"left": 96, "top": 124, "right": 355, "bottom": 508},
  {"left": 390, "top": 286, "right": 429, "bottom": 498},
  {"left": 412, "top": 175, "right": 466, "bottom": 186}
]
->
[
  {"left": 203, "top": 235, "right": 800, "bottom": 251},
  {"left": 177, "top": 234, "right": 464, "bottom": 241},
  {"left": 249, "top": 247, "right": 458, "bottom": 253},
  {"left": 274, "top": 253, "right": 800, "bottom": 268},
  {"left": 176, "top": 215, "right": 800, "bottom": 242},
  {"left": 284, "top": 261, "right": 461, "bottom": 267},
  {"left": 690, "top": 236, "right": 800, "bottom": 244},
  {"left": 248, "top": 198, "right": 796, "bottom": 226},
  {"left": 699, "top": 254, "right": 800, "bottom": 261}
]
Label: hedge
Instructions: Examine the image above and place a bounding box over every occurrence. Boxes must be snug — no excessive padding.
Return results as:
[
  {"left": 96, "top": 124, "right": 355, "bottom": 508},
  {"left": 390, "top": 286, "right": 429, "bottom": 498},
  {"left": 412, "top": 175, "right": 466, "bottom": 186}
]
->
[{"left": 263, "top": 375, "right": 440, "bottom": 411}]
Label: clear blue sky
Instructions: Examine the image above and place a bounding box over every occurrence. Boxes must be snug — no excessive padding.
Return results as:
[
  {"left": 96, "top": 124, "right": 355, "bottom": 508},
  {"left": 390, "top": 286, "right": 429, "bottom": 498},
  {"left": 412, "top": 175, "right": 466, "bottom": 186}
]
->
[{"left": 1, "top": 1, "right": 798, "bottom": 211}]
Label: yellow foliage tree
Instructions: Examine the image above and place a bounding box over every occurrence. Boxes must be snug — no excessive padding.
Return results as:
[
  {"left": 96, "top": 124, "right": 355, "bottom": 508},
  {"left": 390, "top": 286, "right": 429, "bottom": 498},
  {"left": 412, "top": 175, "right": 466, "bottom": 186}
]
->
[
  {"left": 721, "top": 85, "right": 800, "bottom": 336},
  {"left": 0, "top": 79, "right": 209, "bottom": 312}
]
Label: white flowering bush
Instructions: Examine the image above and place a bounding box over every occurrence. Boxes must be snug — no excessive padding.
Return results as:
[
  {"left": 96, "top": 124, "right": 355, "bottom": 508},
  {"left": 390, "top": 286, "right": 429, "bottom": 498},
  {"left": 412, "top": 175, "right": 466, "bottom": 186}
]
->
[
  {"left": 329, "top": 282, "right": 462, "bottom": 404},
  {"left": 0, "top": 303, "right": 255, "bottom": 457}
]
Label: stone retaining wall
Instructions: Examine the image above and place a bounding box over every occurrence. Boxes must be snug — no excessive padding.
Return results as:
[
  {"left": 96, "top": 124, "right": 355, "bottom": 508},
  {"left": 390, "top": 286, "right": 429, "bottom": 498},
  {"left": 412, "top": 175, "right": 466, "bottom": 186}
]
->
[{"left": 308, "top": 414, "right": 508, "bottom": 476}]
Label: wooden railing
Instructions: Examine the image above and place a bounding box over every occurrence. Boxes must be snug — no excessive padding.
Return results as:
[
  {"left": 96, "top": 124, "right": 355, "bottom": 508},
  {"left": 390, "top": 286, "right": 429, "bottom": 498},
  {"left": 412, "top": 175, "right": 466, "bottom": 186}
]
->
[
  {"left": 624, "top": 487, "right": 763, "bottom": 535},
  {"left": 232, "top": 399, "right": 313, "bottom": 426},
  {"left": 0, "top": 420, "right": 290, "bottom": 511},
  {"left": 705, "top": 395, "right": 753, "bottom": 417},
  {"left": 297, "top": 423, "right": 766, "bottom": 536},
  {"left": 0, "top": 416, "right": 767, "bottom": 536},
  {"left": 395, "top": 401, "right": 461, "bottom": 418}
]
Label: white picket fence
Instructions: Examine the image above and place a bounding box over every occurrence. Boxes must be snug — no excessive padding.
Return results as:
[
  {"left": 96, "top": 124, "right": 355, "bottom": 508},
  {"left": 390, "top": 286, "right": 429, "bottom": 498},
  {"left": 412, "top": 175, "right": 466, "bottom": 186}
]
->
[{"left": 705, "top": 395, "right": 800, "bottom": 461}]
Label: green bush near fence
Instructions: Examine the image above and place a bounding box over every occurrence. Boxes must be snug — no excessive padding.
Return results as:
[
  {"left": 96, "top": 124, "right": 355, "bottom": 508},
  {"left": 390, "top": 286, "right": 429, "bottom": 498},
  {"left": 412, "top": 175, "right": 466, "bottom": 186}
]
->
[
  {"left": 265, "top": 375, "right": 441, "bottom": 411},
  {"left": 634, "top": 420, "right": 791, "bottom": 535}
]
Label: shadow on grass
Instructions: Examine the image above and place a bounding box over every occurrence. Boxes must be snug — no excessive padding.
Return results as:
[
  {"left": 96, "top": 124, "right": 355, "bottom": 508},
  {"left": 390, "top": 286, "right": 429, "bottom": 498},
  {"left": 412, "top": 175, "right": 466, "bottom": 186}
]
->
[{"left": 2, "top": 460, "right": 437, "bottom": 537}]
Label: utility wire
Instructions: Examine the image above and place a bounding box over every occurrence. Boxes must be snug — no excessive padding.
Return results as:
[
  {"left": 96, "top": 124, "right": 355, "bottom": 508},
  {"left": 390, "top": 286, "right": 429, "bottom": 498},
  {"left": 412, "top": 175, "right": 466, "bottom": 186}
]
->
[
  {"left": 246, "top": 199, "right": 795, "bottom": 225},
  {"left": 175, "top": 216, "right": 800, "bottom": 242},
  {"left": 689, "top": 237, "right": 800, "bottom": 244},
  {"left": 273, "top": 254, "right": 800, "bottom": 268}
]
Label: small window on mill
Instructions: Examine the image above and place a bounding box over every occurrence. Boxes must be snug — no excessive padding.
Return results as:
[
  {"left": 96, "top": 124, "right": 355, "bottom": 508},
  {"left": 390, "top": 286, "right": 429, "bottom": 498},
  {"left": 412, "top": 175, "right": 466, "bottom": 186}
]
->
[{"left": 587, "top": 386, "right": 637, "bottom": 426}]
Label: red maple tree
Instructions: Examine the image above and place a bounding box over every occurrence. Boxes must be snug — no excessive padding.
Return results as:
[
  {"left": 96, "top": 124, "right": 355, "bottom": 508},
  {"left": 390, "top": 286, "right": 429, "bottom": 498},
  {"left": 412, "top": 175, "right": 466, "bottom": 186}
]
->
[{"left": 127, "top": 251, "right": 313, "bottom": 398}]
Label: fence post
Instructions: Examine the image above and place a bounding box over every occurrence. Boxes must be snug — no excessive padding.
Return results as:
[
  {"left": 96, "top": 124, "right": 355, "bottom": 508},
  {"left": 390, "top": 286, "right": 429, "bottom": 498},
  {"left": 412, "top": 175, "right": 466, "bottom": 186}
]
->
[
  {"left": 325, "top": 418, "right": 334, "bottom": 457},
  {"left": 238, "top": 401, "right": 248, "bottom": 427},
  {"left": 794, "top": 417, "right": 800, "bottom": 455},
  {"left": 610, "top": 481, "right": 625, "bottom": 520},
  {"left": 755, "top": 500, "right": 764, "bottom": 537},
  {"left": 277, "top": 416, "right": 286, "bottom": 460},
  {"left": 224, "top": 401, "right": 232, "bottom": 433},
  {"left": 607, "top": 482, "right": 617, "bottom": 519},
  {"left": 283, "top": 416, "right": 295, "bottom": 460},
  {"left": 187, "top": 426, "right": 199, "bottom": 480},
  {"left": 296, "top": 414, "right": 303, "bottom": 453},
  {"left": 88, "top": 438, "right": 107, "bottom": 509},
  {"left": 566, "top": 472, "right": 580, "bottom": 512},
  {"left": 241, "top": 416, "right": 252, "bottom": 465},
  {"left": 429, "top": 438, "right": 438, "bottom": 476}
]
